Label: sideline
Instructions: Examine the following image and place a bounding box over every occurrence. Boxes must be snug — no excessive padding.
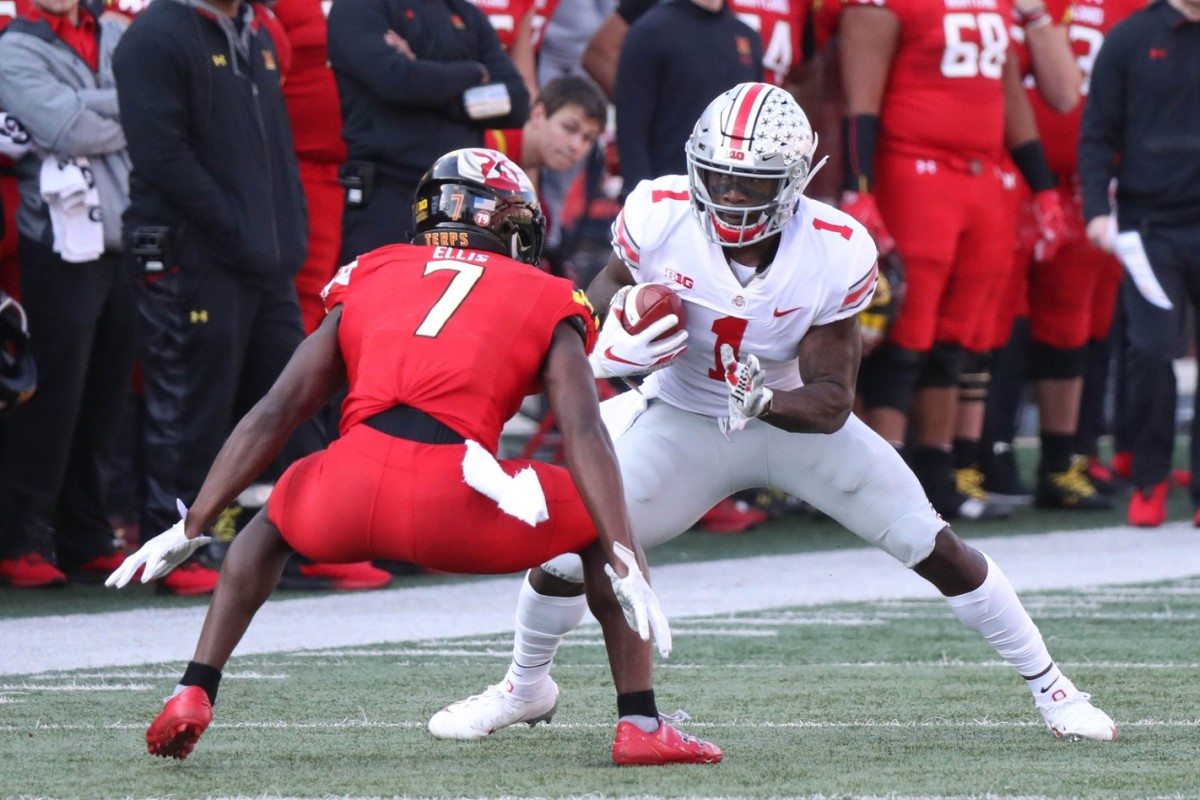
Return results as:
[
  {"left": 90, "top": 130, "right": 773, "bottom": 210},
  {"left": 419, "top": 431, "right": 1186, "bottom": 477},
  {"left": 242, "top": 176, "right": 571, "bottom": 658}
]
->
[{"left": 3, "top": 526, "right": 1198, "bottom": 677}]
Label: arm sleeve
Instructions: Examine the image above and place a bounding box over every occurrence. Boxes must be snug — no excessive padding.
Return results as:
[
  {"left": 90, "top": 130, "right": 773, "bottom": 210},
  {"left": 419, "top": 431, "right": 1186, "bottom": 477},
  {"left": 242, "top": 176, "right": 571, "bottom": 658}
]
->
[
  {"left": 0, "top": 37, "right": 126, "bottom": 157},
  {"left": 1077, "top": 28, "right": 1126, "bottom": 223},
  {"left": 326, "top": 0, "right": 489, "bottom": 109},
  {"left": 112, "top": 29, "right": 240, "bottom": 243}
]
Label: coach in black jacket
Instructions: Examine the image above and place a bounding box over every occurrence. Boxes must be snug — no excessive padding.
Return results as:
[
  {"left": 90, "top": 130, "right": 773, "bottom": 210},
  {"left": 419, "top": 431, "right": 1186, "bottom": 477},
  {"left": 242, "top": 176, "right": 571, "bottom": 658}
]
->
[
  {"left": 327, "top": 0, "right": 529, "bottom": 263},
  {"left": 114, "top": 0, "right": 322, "bottom": 594},
  {"left": 1078, "top": 0, "right": 1200, "bottom": 524}
]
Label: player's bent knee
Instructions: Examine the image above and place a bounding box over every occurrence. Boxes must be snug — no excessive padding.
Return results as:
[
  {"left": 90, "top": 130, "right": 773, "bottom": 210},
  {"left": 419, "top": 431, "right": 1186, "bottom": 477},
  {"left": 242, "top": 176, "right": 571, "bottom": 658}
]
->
[
  {"left": 916, "top": 341, "right": 965, "bottom": 389},
  {"left": 1027, "top": 342, "right": 1086, "bottom": 380},
  {"left": 957, "top": 350, "right": 992, "bottom": 403},
  {"left": 539, "top": 553, "right": 586, "bottom": 585},
  {"left": 878, "top": 512, "right": 944, "bottom": 569},
  {"left": 858, "top": 344, "right": 923, "bottom": 411}
]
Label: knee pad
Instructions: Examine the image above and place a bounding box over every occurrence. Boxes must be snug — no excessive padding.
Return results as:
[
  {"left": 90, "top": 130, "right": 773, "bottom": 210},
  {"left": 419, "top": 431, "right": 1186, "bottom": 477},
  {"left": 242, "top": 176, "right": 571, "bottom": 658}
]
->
[
  {"left": 958, "top": 350, "right": 993, "bottom": 403},
  {"left": 916, "top": 342, "right": 966, "bottom": 389},
  {"left": 540, "top": 552, "right": 585, "bottom": 583},
  {"left": 859, "top": 344, "right": 923, "bottom": 411},
  {"left": 1027, "top": 342, "right": 1086, "bottom": 381}
]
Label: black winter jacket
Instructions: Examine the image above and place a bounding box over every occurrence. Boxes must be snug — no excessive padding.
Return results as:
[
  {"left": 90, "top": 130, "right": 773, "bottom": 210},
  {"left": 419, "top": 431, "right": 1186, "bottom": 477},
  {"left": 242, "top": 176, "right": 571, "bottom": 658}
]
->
[
  {"left": 327, "top": 0, "right": 529, "bottom": 190},
  {"left": 114, "top": 0, "right": 307, "bottom": 283}
]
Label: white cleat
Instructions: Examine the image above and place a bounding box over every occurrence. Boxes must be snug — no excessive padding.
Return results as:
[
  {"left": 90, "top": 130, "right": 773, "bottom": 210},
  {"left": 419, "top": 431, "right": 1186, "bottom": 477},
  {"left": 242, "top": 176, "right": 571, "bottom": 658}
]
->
[
  {"left": 428, "top": 678, "right": 559, "bottom": 741},
  {"left": 1038, "top": 691, "right": 1118, "bottom": 741}
]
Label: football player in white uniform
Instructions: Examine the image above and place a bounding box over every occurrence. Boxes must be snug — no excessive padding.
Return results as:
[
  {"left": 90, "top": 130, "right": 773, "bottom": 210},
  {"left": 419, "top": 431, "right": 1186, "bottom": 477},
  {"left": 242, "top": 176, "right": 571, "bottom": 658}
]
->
[{"left": 429, "top": 83, "right": 1117, "bottom": 745}]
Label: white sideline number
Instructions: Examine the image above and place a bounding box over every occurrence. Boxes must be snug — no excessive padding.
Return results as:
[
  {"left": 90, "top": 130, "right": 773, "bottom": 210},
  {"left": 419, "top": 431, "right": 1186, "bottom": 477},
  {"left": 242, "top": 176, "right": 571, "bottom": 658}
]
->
[{"left": 941, "top": 12, "right": 1008, "bottom": 80}]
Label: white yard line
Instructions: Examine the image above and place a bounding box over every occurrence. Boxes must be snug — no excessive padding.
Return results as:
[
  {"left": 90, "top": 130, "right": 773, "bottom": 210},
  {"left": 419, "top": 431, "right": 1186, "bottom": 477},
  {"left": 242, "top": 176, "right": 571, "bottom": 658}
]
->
[{"left": 2, "top": 526, "right": 1198, "bottom": 677}]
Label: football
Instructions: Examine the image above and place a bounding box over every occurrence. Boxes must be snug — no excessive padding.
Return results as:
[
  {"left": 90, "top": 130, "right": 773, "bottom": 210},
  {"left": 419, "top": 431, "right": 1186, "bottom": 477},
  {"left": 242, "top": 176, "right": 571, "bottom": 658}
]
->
[{"left": 619, "top": 283, "right": 687, "bottom": 340}]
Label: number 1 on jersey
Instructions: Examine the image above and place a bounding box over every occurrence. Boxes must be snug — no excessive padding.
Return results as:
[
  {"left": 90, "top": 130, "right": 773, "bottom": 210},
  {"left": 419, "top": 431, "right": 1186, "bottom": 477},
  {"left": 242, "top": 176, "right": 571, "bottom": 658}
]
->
[
  {"left": 416, "top": 260, "right": 484, "bottom": 337},
  {"left": 708, "top": 316, "right": 749, "bottom": 380}
]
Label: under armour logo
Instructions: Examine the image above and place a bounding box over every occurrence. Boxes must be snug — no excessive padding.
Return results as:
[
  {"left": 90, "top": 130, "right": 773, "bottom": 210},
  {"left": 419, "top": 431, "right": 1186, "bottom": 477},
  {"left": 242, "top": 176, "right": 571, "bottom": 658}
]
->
[
  {"left": 915, "top": 160, "right": 937, "bottom": 175},
  {"left": 189, "top": 310, "right": 209, "bottom": 323},
  {"left": 1149, "top": 48, "right": 1167, "bottom": 59}
]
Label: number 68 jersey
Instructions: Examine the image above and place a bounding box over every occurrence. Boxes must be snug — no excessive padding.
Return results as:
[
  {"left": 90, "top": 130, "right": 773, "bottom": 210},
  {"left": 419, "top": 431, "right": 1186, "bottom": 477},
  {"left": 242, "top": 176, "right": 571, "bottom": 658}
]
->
[{"left": 613, "top": 175, "right": 879, "bottom": 420}]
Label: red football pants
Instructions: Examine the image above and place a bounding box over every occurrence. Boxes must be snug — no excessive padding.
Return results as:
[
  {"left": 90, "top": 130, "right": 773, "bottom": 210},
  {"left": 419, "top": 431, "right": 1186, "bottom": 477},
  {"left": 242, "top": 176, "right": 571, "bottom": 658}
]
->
[
  {"left": 1027, "top": 181, "right": 1123, "bottom": 349},
  {"left": 875, "top": 153, "right": 1018, "bottom": 352},
  {"left": 268, "top": 424, "right": 599, "bottom": 573}
]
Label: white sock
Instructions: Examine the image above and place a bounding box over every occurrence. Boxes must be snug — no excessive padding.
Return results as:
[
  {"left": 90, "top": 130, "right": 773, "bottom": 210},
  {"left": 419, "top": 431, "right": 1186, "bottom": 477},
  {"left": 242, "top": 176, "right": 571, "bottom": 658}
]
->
[
  {"left": 945, "top": 554, "right": 1058, "bottom": 689},
  {"left": 503, "top": 571, "right": 587, "bottom": 699}
]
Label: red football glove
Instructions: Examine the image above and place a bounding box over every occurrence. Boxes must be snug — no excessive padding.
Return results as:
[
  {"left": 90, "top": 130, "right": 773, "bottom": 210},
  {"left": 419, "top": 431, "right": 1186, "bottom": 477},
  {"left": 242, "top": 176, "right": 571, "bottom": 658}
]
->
[
  {"left": 1032, "top": 188, "right": 1065, "bottom": 263},
  {"left": 839, "top": 191, "right": 895, "bottom": 256}
]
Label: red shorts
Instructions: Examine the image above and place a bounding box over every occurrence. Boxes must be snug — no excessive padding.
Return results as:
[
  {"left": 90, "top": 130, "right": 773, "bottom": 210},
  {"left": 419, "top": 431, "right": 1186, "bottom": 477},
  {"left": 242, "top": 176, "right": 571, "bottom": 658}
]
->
[
  {"left": 973, "top": 183, "right": 1035, "bottom": 352},
  {"left": 1027, "top": 182, "right": 1123, "bottom": 349},
  {"left": 268, "top": 424, "right": 598, "bottom": 573},
  {"left": 294, "top": 161, "right": 345, "bottom": 335},
  {"left": 876, "top": 152, "right": 1018, "bottom": 352}
]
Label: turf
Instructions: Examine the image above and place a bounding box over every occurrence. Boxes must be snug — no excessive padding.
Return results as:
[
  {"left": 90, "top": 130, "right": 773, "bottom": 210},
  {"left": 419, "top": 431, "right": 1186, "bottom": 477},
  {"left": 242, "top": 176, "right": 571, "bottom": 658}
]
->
[{"left": 3, "top": 579, "right": 1198, "bottom": 799}]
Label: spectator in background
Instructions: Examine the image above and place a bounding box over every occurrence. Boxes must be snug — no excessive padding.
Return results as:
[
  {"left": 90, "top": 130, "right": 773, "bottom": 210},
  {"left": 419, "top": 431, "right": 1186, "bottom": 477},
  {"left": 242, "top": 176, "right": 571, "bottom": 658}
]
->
[
  {"left": 613, "top": 0, "right": 762, "bottom": 190},
  {"left": 465, "top": 0, "right": 541, "bottom": 97},
  {"left": 979, "top": 0, "right": 1144, "bottom": 512},
  {"left": 1078, "top": 0, "right": 1200, "bottom": 527},
  {"left": 327, "top": 0, "right": 530, "bottom": 264},
  {"left": 113, "top": 0, "right": 323, "bottom": 595},
  {"left": 0, "top": 0, "right": 32, "bottom": 302},
  {"left": 485, "top": 74, "right": 606, "bottom": 207},
  {"left": 0, "top": 0, "right": 136, "bottom": 588}
]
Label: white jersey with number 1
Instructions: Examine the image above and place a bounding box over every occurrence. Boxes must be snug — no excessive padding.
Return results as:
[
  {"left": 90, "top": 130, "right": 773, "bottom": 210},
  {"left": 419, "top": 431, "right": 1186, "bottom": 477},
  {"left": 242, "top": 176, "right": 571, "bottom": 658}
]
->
[{"left": 611, "top": 174, "right": 879, "bottom": 420}]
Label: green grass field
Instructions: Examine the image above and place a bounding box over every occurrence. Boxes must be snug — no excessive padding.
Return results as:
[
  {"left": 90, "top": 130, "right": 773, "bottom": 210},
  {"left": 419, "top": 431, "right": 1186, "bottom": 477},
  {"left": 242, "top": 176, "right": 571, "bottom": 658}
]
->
[{"left": 3, "top": 566, "right": 1199, "bottom": 799}]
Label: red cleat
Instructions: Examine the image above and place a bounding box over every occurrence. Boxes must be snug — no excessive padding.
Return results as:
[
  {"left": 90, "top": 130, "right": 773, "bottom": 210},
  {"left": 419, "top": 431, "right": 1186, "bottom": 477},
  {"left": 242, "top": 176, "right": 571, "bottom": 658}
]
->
[
  {"left": 146, "top": 686, "right": 213, "bottom": 760},
  {"left": 0, "top": 554, "right": 67, "bottom": 588},
  {"left": 1110, "top": 451, "right": 1132, "bottom": 480},
  {"left": 697, "top": 498, "right": 768, "bottom": 534},
  {"left": 74, "top": 551, "right": 129, "bottom": 575},
  {"left": 1128, "top": 481, "right": 1169, "bottom": 528},
  {"left": 612, "top": 720, "right": 723, "bottom": 765},
  {"left": 295, "top": 561, "right": 392, "bottom": 591},
  {"left": 157, "top": 562, "right": 220, "bottom": 596},
  {"left": 1173, "top": 468, "right": 1191, "bottom": 489}
]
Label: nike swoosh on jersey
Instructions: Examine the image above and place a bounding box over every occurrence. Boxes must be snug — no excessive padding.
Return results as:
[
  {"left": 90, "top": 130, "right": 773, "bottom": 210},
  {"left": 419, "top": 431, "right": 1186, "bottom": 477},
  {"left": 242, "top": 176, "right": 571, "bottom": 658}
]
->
[{"left": 773, "top": 306, "right": 804, "bottom": 317}]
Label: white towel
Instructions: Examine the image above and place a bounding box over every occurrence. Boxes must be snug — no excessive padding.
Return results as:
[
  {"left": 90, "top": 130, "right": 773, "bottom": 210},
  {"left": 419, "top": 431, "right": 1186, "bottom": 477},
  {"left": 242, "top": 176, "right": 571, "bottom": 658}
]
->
[
  {"left": 40, "top": 155, "right": 104, "bottom": 263},
  {"left": 461, "top": 440, "right": 549, "bottom": 526},
  {"left": 0, "top": 113, "right": 32, "bottom": 160}
]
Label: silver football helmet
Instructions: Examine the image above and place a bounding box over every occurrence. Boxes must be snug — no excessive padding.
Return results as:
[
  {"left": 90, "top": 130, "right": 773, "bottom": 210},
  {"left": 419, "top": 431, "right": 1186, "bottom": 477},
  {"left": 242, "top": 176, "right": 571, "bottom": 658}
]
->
[{"left": 686, "top": 82, "right": 825, "bottom": 247}]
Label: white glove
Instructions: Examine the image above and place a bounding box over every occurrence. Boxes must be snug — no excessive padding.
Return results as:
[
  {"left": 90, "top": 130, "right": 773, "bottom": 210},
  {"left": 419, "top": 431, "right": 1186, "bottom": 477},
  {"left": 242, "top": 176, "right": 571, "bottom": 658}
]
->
[
  {"left": 589, "top": 286, "right": 688, "bottom": 379},
  {"left": 105, "top": 498, "right": 212, "bottom": 588},
  {"left": 603, "top": 541, "right": 672, "bottom": 658},
  {"left": 720, "top": 344, "right": 774, "bottom": 433}
]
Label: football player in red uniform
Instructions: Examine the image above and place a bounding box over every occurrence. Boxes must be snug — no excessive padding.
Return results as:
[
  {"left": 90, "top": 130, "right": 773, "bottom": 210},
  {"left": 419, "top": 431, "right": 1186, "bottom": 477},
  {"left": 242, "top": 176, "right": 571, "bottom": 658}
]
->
[
  {"left": 107, "top": 148, "right": 720, "bottom": 767},
  {"left": 974, "top": 0, "right": 1142, "bottom": 513},
  {"left": 838, "top": 0, "right": 1066, "bottom": 519}
]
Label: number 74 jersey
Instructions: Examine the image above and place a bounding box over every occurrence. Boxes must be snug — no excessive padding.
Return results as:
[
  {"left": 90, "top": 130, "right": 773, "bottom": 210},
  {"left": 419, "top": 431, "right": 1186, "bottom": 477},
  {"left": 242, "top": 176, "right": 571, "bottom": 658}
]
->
[{"left": 613, "top": 175, "right": 878, "bottom": 419}]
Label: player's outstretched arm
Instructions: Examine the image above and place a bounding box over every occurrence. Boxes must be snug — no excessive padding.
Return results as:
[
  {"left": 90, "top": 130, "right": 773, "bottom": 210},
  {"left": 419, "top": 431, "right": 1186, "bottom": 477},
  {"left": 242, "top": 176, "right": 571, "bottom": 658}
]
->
[
  {"left": 541, "top": 319, "right": 671, "bottom": 656},
  {"left": 763, "top": 315, "right": 861, "bottom": 435}
]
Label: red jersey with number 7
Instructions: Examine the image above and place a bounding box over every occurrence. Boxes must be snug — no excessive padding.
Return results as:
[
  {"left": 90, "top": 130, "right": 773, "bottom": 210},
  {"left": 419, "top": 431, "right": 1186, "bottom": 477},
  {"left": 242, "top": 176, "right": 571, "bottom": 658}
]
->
[{"left": 322, "top": 244, "right": 596, "bottom": 451}]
